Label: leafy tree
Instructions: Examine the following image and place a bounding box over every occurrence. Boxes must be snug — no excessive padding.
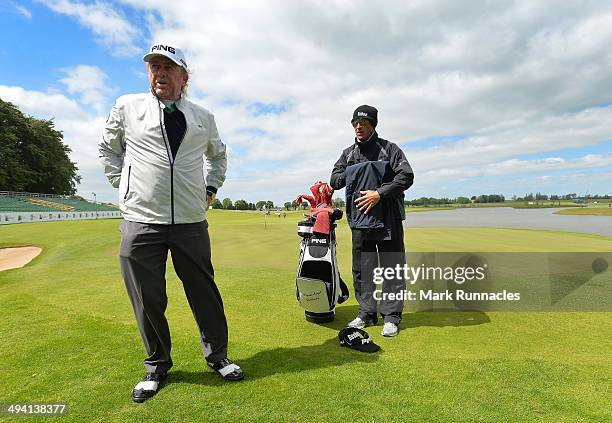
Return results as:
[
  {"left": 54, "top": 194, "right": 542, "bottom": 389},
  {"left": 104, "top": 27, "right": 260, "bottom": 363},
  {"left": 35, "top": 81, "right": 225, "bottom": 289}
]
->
[
  {"left": 234, "top": 199, "right": 248, "bottom": 210},
  {"left": 211, "top": 198, "right": 223, "bottom": 209},
  {"left": 222, "top": 198, "right": 234, "bottom": 210},
  {"left": 284, "top": 201, "right": 292, "bottom": 210},
  {"left": 332, "top": 197, "right": 345, "bottom": 208},
  {"left": 265, "top": 200, "right": 274, "bottom": 209},
  {"left": 475, "top": 194, "right": 505, "bottom": 203},
  {"left": 256, "top": 200, "right": 266, "bottom": 210},
  {"left": 456, "top": 196, "right": 470, "bottom": 204},
  {"left": 0, "top": 99, "right": 80, "bottom": 194}
]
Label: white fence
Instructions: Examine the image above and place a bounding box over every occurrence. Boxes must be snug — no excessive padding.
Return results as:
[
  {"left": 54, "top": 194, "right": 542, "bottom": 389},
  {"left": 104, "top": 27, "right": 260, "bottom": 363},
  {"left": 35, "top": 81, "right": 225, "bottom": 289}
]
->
[{"left": 0, "top": 210, "right": 122, "bottom": 225}]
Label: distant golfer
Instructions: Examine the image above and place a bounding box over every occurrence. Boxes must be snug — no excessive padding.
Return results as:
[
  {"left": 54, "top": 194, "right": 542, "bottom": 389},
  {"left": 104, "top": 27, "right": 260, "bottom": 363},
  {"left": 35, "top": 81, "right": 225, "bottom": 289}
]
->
[
  {"left": 330, "top": 105, "right": 414, "bottom": 337},
  {"left": 99, "top": 42, "right": 243, "bottom": 403}
]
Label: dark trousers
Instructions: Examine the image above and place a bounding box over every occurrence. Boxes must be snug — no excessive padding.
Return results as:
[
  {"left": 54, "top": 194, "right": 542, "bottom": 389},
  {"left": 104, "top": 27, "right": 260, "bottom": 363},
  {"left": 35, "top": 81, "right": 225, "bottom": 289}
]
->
[
  {"left": 351, "top": 224, "right": 406, "bottom": 325},
  {"left": 119, "top": 220, "right": 228, "bottom": 374}
]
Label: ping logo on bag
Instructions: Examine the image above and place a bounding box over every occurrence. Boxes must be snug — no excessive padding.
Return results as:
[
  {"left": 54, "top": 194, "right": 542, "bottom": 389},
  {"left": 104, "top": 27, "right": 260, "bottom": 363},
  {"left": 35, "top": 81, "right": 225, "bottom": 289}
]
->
[{"left": 310, "top": 238, "right": 328, "bottom": 245}]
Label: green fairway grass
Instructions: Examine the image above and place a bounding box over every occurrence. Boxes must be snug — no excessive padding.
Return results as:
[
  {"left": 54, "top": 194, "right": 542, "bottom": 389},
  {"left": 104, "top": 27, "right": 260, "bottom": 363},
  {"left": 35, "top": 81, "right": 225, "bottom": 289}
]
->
[
  {"left": 554, "top": 208, "right": 612, "bottom": 216},
  {"left": 1, "top": 212, "right": 611, "bottom": 421}
]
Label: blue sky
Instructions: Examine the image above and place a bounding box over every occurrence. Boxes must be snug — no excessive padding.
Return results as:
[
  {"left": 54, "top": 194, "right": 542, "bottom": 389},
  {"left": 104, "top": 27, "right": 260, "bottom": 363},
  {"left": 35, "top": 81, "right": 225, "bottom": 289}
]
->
[
  {"left": 1, "top": 1, "right": 611, "bottom": 205},
  {"left": 1, "top": 1, "right": 146, "bottom": 101}
]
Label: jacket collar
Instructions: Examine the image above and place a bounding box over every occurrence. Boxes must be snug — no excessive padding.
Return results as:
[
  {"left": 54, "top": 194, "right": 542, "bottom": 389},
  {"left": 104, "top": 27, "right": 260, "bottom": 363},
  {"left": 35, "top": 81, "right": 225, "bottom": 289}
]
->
[
  {"left": 354, "top": 131, "right": 378, "bottom": 147},
  {"left": 149, "top": 91, "right": 186, "bottom": 110}
]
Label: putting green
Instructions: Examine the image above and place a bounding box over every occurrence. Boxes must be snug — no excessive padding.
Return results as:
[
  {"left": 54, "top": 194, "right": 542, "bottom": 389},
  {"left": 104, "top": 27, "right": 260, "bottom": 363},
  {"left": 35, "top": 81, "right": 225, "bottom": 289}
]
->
[{"left": 0, "top": 212, "right": 610, "bottom": 421}]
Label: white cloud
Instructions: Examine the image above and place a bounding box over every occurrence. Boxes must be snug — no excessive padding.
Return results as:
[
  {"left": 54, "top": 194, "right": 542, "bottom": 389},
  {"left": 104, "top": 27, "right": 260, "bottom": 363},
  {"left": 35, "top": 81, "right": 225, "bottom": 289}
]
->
[
  {"left": 0, "top": 3, "right": 32, "bottom": 18},
  {"left": 420, "top": 153, "right": 612, "bottom": 181},
  {"left": 43, "top": 0, "right": 140, "bottom": 57},
  {"left": 6, "top": 1, "right": 612, "bottom": 203},
  {"left": 59, "top": 65, "right": 115, "bottom": 114},
  {"left": 0, "top": 85, "right": 84, "bottom": 120},
  {"left": 15, "top": 5, "right": 32, "bottom": 19},
  {"left": 116, "top": 0, "right": 612, "bottom": 202},
  {"left": 404, "top": 106, "right": 612, "bottom": 174}
]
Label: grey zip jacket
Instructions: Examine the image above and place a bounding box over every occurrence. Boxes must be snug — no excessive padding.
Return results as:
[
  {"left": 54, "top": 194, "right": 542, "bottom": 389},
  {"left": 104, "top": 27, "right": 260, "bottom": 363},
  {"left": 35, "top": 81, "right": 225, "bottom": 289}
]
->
[{"left": 99, "top": 93, "right": 227, "bottom": 224}]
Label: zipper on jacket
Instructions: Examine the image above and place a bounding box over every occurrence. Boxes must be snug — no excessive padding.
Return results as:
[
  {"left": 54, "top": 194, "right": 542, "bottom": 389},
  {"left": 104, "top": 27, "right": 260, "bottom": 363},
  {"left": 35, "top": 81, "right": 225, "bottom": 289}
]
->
[
  {"left": 170, "top": 162, "right": 174, "bottom": 224},
  {"left": 124, "top": 165, "right": 131, "bottom": 200},
  {"left": 158, "top": 100, "right": 188, "bottom": 225},
  {"left": 158, "top": 100, "right": 175, "bottom": 224},
  {"left": 170, "top": 123, "right": 188, "bottom": 223}
]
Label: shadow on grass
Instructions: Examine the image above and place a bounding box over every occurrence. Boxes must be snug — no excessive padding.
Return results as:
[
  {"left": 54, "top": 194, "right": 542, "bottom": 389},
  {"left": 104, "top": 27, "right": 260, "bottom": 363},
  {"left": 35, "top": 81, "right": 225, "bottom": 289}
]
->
[
  {"left": 168, "top": 337, "right": 379, "bottom": 386},
  {"left": 403, "top": 309, "right": 491, "bottom": 328},
  {"left": 317, "top": 305, "right": 490, "bottom": 330}
]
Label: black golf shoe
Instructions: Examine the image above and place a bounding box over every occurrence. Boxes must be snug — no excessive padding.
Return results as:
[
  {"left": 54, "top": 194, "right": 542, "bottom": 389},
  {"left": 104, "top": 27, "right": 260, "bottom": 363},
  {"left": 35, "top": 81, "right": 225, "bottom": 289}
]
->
[{"left": 132, "top": 372, "right": 168, "bottom": 403}]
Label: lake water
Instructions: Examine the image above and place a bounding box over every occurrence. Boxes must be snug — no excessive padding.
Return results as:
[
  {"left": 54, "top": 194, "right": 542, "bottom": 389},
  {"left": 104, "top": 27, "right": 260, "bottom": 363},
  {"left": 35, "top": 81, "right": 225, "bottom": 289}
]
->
[{"left": 404, "top": 207, "right": 612, "bottom": 237}]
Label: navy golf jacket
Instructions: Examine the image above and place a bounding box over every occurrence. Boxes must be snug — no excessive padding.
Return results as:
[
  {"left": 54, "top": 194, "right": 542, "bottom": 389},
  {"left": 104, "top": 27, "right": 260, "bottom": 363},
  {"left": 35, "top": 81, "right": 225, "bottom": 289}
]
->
[{"left": 330, "top": 132, "right": 414, "bottom": 231}]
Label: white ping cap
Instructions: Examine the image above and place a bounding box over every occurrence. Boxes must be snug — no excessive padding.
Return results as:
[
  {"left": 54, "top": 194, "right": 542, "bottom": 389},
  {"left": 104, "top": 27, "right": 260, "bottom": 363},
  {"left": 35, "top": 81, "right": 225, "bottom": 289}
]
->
[{"left": 143, "top": 43, "right": 187, "bottom": 68}]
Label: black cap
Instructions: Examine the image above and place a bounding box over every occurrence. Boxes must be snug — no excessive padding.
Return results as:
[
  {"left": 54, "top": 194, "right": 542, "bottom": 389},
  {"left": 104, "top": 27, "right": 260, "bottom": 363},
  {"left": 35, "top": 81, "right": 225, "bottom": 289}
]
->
[
  {"left": 351, "top": 105, "right": 378, "bottom": 128},
  {"left": 339, "top": 327, "right": 380, "bottom": 353}
]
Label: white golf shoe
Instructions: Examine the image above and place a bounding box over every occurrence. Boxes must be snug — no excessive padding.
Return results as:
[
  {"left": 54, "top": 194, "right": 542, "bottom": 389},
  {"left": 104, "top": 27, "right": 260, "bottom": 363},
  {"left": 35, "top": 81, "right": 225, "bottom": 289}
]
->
[
  {"left": 348, "top": 317, "right": 367, "bottom": 329},
  {"left": 348, "top": 316, "right": 377, "bottom": 329},
  {"left": 381, "top": 322, "right": 399, "bottom": 337}
]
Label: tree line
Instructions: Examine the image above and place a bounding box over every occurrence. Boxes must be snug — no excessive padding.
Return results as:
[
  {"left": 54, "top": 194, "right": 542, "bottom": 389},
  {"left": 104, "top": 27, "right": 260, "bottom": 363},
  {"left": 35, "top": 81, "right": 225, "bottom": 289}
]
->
[
  {"left": 211, "top": 199, "right": 275, "bottom": 210},
  {"left": 511, "top": 192, "right": 610, "bottom": 201},
  {"left": 213, "top": 198, "right": 348, "bottom": 211},
  {"left": 405, "top": 192, "right": 610, "bottom": 206},
  {"left": 406, "top": 194, "right": 505, "bottom": 206}
]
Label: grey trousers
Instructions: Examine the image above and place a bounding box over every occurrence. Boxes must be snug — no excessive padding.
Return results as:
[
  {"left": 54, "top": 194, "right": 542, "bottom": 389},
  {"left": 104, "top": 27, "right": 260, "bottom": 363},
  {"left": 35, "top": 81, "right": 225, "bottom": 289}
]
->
[
  {"left": 351, "top": 225, "right": 406, "bottom": 325},
  {"left": 119, "top": 220, "right": 228, "bottom": 374}
]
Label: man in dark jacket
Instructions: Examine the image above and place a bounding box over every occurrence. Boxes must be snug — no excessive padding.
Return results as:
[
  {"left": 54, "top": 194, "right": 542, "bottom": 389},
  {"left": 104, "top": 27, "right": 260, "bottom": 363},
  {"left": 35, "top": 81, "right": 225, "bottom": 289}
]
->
[{"left": 330, "top": 105, "right": 414, "bottom": 337}]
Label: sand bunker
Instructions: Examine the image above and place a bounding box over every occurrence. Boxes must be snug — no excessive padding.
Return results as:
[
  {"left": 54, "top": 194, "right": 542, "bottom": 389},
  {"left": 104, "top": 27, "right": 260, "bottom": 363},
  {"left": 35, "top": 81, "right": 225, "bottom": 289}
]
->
[{"left": 0, "top": 246, "right": 42, "bottom": 272}]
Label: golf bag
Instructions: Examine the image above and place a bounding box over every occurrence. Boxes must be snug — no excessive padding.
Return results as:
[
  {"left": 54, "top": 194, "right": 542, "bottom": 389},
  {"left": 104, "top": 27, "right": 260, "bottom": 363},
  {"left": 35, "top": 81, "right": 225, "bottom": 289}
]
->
[{"left": 295, "top": 182, "right": 349, "bottom": 323}]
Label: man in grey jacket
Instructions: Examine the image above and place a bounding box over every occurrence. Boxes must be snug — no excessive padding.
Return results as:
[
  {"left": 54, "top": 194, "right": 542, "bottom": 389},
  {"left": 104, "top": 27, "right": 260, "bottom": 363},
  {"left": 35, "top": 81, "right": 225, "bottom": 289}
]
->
[{"left": 99, "top": 43, "right": 243, "bottom": 403}]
